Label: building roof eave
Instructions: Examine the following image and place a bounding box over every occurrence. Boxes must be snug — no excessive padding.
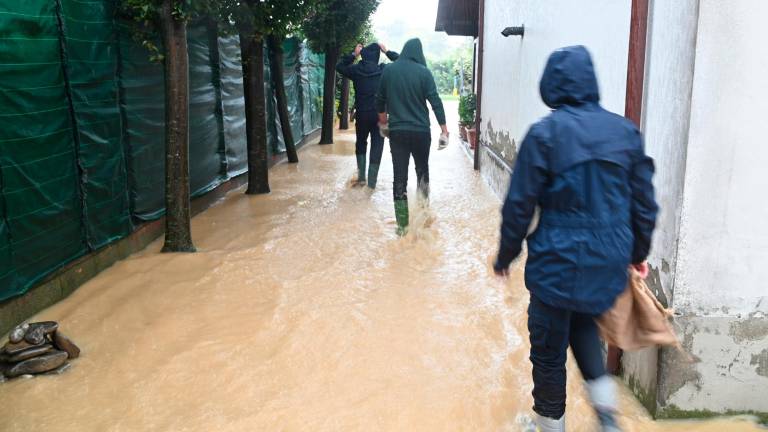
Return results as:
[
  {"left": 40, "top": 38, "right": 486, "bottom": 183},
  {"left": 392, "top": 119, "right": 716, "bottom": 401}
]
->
[{"left": 435, "top": 0, "right": 479, "bottom": 37}]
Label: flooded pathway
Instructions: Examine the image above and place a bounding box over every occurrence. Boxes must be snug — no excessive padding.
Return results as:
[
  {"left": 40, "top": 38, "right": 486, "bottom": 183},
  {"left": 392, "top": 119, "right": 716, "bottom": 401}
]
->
[{"left": 0, "top": 110, "right": 762, "bottom": 431}]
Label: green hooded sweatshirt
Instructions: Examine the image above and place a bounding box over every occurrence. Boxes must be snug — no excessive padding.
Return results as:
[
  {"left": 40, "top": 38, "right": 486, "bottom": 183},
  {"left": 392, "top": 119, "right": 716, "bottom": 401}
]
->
[{"left": 376, "top": 38, "right": 446, "bottom": 133}]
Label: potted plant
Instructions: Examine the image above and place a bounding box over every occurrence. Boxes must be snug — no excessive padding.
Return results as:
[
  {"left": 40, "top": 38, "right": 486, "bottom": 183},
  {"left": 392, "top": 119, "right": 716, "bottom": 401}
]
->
[{"left": 458, "top": 93, "right": 476, "bottom": 143}]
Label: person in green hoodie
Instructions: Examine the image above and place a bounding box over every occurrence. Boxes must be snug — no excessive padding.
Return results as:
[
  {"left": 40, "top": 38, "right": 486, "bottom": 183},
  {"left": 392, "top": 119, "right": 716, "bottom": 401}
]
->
[{"left": 376, "top": 38, "right": 448, "bottom": 236}]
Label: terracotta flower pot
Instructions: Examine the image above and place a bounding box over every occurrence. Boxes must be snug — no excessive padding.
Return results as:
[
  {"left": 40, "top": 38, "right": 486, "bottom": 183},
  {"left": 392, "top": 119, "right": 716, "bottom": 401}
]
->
[
  {"left": 459, "top": 124, "right": 468, "bottom": 141},
  {"left": 467, "top": 128, "right": 477, "bottom": 150}
]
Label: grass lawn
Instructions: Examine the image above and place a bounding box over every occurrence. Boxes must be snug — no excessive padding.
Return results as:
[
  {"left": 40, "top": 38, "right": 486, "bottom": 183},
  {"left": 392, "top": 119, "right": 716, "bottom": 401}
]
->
[{"left": 440, "top": 94, "right": 459, "bottom": 102}]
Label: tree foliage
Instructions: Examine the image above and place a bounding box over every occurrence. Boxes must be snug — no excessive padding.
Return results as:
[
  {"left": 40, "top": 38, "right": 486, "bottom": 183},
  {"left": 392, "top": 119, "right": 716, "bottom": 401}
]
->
[
  {"left": 303, "top": 0, "right": 380, "bottom": 52},
  {"left": 427, "top": 44, "right": 474, "bottom": 95},
  {"left": 120, "top": 0, "right": 216, "bottom": 61},
  {"left": 343, "top": 19, "right": 376, "bottom": 53},
  {"left": 210, "top": 0, "right": 313, "bottom": 38}
]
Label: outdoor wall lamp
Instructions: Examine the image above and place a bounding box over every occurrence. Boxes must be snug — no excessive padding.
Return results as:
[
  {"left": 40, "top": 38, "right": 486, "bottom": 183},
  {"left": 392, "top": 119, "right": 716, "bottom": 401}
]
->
[{"left": 501, "top": 25, "right": 525, "bottom": 37}]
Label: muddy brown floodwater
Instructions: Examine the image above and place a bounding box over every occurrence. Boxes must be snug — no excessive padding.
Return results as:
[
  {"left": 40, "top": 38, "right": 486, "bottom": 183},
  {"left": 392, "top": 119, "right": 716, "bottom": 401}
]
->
[{"left": 0, "top": 110, "right": 763, "bottom": 431}]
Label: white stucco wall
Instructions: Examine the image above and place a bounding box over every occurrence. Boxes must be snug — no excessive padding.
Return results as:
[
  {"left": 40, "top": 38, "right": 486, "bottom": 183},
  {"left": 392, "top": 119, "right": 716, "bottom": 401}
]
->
[
  {"left": 674, "top": 0, "right": 768, "bottom": 317},
  {"left": 640, "top": 0, "right": 699, "bottom": 306},
  {"left": 480, "top": 0, "right": 632, "bottom": 160},
  {"left": 621, "top": 0, "right": 699, "bottom": 414}
]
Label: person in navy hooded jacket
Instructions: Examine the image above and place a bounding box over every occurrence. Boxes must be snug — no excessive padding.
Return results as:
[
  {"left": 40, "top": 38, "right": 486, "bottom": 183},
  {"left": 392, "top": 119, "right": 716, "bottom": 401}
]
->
[
  {"left": 337, "top": 42, "right": 399, "bottom": 188},
  {"left": 494, "top": 46, "right": 658, "bottom": 432}
]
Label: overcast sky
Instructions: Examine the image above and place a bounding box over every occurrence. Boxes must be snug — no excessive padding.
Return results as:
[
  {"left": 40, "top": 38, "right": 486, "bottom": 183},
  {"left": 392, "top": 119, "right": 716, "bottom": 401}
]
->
[
  {"left": 372, "top": 0, "right": 471, "bottom": 59},
  {"left": 372, "top": 0, "right": 440, "bottom": 32}
]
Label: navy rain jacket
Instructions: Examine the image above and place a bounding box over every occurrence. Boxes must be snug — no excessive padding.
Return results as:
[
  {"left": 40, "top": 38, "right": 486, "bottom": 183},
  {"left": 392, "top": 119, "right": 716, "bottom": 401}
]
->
[
  {"left": 336, "top": 43, "right": 399, "bottom": 113},
  {"left": 494, "top": 46, "right": 658, "bottom": 315}
]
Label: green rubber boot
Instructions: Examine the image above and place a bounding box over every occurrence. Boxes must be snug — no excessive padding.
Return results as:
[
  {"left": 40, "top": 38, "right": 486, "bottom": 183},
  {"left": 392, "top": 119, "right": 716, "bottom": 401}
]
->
[
  {"left": 394, "top": 199, "right": 409, "bottom": 236},
  {"left": 367, "top": 163, "right": 380, "bottom": 189},
  {"left": 356, "top": 154, "right": 367, "bottom": 184}
]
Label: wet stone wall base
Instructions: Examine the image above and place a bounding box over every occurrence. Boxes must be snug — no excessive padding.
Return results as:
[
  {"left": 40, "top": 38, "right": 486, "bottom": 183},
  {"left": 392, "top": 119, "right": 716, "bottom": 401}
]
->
[
  {"left": 478, "top": 142, "right": 512, "bottom": 201},
  {"left": 656, "top": 315, "right": 768, "bottom": 421},
  {"left": 621, "top": 347, "right": 660, "bottom": 415}
]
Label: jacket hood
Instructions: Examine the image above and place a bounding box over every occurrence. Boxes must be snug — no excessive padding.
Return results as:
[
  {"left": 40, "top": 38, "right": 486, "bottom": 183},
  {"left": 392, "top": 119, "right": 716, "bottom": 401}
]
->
[
  {"left": 361, "top": 43, "right": 381, "bottom": 64},
  {"left": 400, "top": 38, "right": 427, "bottom": 66},
  {"left": 539, "top": 46, "right": 600, "bottom": 108}
]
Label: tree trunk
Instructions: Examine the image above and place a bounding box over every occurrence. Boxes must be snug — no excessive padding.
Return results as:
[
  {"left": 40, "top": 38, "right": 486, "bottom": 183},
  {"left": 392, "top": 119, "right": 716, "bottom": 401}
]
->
[
  {"left": 339, "top": 76, "right": 350, "bottom": 130},
  {"left": 319, "top": 45, "right": 339, "bottom": 145},
  {"left": 267, "top": 35, "right": 298, "bottom": 163},
  {"left": 239, "top": 30, "right": 270, "bottom": 195},
  {"left": 160, "top": 0, "right": 195, "bottom": 253}
]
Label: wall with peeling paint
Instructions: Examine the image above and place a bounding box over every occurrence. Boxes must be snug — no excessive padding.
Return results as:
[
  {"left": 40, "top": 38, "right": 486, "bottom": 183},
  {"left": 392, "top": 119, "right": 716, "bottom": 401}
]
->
[
  {"left": 620, "top": 0, "right": 701, "bottom": 415},
  {"left": 658, "top": 317, "right": 768, "bottom": 415},
  {"left": 653, "top": 0, "right": 768, "bottom": 417}
]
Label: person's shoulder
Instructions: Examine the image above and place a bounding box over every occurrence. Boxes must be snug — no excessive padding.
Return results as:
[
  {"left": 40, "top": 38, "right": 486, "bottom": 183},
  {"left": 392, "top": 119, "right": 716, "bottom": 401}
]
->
[
  {"left": 523, "top": 118, "right": 554, "bottom": 153},
  {"left": 412, "top": 64, "right": 432, "bottom": 82},
  {"left": 612, "top": 111, "right": 640, "bottom": 131},
  {"left": 593, "top": 105, "right": 640, "bottom": 135},
  {"left": 607, "top": 109, "right": 644, "bottom": 151},
  {"left": 530, "top": 113, "right": 556, "bottom": 138},
  {"left": 562, "top": 104, "right": 641, "bottom": 140}
]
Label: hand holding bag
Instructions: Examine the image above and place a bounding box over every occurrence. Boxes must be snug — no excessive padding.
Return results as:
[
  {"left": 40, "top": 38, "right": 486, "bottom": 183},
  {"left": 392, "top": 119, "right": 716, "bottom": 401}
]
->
[{"left": 597, "top": 268, "right": 680, "bottom": 351}]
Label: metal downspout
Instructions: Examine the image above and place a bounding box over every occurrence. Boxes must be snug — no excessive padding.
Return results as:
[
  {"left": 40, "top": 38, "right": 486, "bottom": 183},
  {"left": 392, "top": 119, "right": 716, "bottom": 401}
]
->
[
  {"left": 473, "top": 0, "right": 486, "bottom": 171},
  {"left": 607, "top": 0, "right": 650, "bottom": 376}
]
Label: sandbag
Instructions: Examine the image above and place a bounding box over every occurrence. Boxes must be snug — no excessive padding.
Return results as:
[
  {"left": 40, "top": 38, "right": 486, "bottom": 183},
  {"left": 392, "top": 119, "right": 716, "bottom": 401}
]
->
[{"left": 597, "top": 269, "right": 680, "bottom": 351}]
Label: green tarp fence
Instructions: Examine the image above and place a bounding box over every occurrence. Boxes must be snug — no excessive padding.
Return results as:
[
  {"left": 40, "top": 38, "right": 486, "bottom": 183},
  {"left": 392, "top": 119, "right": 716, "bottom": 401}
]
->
[
  {"left": 217, "top": 35, "right": 248, "bottom": 178},
  {"left": 0, "top": 0, "right": 87, "bottom": 298},
  {"left": 300, "top": 44, "right": 324, "bottom": 136},
  {"left": 60, "top": 0, "right": 132, "bottom": 250},
  {"left": 186, "top": 24, "right": 225, "bottom": 198},
  {"left": 116, "top": 20, "right": 166, "bottom": 221},
  {"left": 266, "top": 38, "right": 325, "bottom": 156},
  {"left": 0, "top": 1, "right": 325, "bottom": 301}
]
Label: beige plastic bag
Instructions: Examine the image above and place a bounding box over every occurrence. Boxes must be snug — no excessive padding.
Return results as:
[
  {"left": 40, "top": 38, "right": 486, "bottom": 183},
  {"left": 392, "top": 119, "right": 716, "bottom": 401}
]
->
[{"left": 597, "top": 269, "right": 680, "bottom": 351}]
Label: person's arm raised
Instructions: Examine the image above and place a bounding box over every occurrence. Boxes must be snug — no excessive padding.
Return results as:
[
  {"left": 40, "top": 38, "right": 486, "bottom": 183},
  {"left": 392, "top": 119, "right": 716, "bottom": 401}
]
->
[
  {"left": 379, "top": 43, "right": 399, "bottom": 61},
  {"left": 336, "top": 44, "right": 362, "bottom": 78}
]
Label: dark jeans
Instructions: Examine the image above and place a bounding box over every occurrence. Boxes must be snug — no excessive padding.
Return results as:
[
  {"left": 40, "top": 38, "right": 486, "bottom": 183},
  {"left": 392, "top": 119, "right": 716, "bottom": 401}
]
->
[
  {"left": 389, "top": 130, "right": 431, "bottom": 201},
  {"left": 356, "top": 111, "right": 384, "bottom": 165},
  {"left": 528, "top": 294, "right": 606, "bottom": 419}
]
